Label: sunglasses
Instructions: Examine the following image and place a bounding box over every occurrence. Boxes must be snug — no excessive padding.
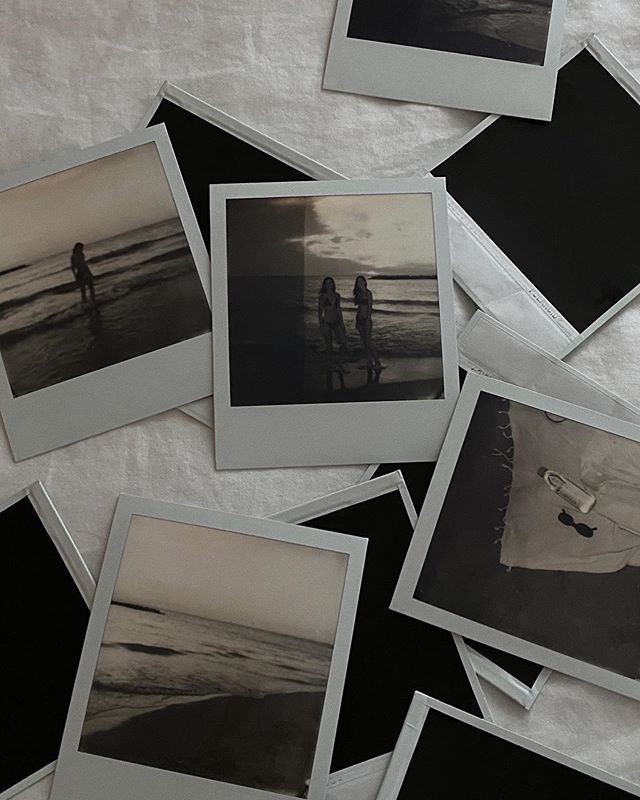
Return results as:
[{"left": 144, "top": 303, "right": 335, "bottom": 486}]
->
[{"left": 558, "top": 509, "right": 597, "bottom": 539}]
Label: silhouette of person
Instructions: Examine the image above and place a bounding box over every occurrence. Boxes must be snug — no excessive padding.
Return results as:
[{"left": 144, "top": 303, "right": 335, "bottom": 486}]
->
[
  {"left": 353, "top": 275, "right": 381, "bottom": 373},
  {"left": 70, "top": 242, "right": 97, "bottom": 306},
  {"left": 318, "top": 276, "right": 348, "bottom": 389}
]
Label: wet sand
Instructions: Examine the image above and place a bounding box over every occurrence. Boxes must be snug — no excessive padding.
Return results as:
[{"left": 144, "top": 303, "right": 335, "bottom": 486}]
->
[
  {"left": 81, "top": 690, "right": 323, "bottom": 794},
  {"left": 309, "top": 356, "right": 444, "bottom": 403},
  {"left": 2, "top": 267, "right": 210, "bottom": 396}
]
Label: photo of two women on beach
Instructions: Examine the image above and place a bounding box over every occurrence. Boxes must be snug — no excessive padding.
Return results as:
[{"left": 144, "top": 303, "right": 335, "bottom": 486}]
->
[{"left": 226, "top": 192, "right": 444, "bottom": 406}]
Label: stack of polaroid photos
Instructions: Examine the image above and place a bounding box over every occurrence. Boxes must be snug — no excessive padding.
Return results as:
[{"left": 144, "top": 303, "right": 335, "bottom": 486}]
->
[{"left": 1, "top": 5, "right": 639, "bottom": 800}]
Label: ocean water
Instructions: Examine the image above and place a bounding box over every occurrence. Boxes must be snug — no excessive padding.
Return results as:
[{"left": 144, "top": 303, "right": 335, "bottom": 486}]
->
[
  {"left": 304, "top": 275, "right": 441, "bottom": 361},
  {"left": 228, "top": 274, "right": 443, "bottom": 404},
  {"left": 82, "top": 604, "right": 333, "bottom": 737},
  {"left": 0, "top": 218, "right": 210, "bottom": 395},
  {"left": 0, "top": 218, "right": 200, "bottom": 342}
]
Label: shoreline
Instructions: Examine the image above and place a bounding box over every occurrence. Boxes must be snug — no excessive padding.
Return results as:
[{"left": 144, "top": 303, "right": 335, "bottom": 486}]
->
[{"left": 81, "top": 689, "right": 324, "bottom": 794}]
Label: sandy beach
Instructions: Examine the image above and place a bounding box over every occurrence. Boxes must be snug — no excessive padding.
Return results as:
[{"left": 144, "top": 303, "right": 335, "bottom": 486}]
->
[{"left": 81, "top": 690, "right": 323, "bottom": 794}]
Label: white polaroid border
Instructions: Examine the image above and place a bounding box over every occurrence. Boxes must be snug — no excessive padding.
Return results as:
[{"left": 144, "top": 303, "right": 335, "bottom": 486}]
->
[
  {"left": 137, "top": 81, "right": 346, "bottom": 430},
  {"left": 323, "top": 0, "right": 566, "bottom": 120},
  {"left": 465, "top": 645, "right": 552, "bottom": 711},
  {"left": 0, "top": 480, "right": 94, "bottom": 800},
  {"left": 0, "top": 125, "right": 211, "bottom": 461},
  {"left": 211, "top": 177, "right": 460, "bottom": 469},
  {"left": 50, "top": 496, "right": 367, "bottom": 800},
  {"left": 377, "top": 693, "right": 640, "bottom": 800},
  {"left": 392, "top": 373, "right": 640, "bottom": 702},
  {"left": 425, "top": 35, "right": 640, "bottom": 357},
  {"left": 270, "top": 472, "right": 491, "bottom": 796},
  {"left": 459, "top": 311, "right": 640, "bottom": 425}
]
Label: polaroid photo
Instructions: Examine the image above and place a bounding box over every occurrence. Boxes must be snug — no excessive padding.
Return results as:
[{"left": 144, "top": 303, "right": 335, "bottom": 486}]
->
[
  {"left": 211, "top": 177, "right": 459, "bottom": 469},
  {"left": 138, "top": 82, "right": 344, "bottom": 429},
  {"left": 377, "top": 693, "right": 640, "bottom": 799},
  {"left": 270, "top": 471, "right": 488, "bottom": 797},
  {"left": 323, "top": 0, "right": 566, "bottom": 119},
  {"left": 392, "top": 373, "right": 640, "bottom": 702},
  {"left": 1, "top": 481, "right": 93, "bottom": 800},
  {"left": 0, "top": 125, "right": 211, "bottom": 460},
  {"left": 426, "top": 35, "right": 640, "bottom": 357},
  {"left": 50, "top": 497, "right": 366, "bottom": 800},
  {"left": 360, "top": 461, "right": 552, "bottom": 711}
]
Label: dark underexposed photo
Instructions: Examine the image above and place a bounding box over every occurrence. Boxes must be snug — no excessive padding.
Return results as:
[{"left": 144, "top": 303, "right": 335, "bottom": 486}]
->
[
  {"left": 227, "top": 193, "right": 443, "bottom": 406},
  {"left": 79, "top": 515, "right": 348, "bottom": 796},
  {"left": 347, "top": 0, "right": 554, "bottom": 65},
  {"left": 0, "top": 142, "right": 210, "bottom": 397},
  {"left": 416, "top": 393, "right": 640, "bottom": 682}
]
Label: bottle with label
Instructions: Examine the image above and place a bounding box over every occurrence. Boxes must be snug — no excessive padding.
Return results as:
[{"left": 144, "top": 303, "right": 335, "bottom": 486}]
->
[{"left": 536, "top": 467, "right": 596, "bottom": 514}]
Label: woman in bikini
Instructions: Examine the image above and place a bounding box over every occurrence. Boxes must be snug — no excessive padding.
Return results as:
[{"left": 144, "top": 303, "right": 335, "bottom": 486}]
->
[
  {"left": 353, "top": 275, "right": 381, "bottom": 372},
  {"left": 70, "top": 242, "right": 97, "bottom": 307},
  {"left": 318, "top": 277, "right": 347, "bottom": 385}
]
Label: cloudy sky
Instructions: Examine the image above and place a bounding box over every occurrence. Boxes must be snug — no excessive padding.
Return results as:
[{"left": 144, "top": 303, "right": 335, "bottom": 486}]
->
[
  {"left": 226, "top": 192, "right": 437, "bottom": 278},
  {"left": 111, "top": 515, "right": 349, "bottom": 645},
  {"left": 0, "top": 142, "right": 179, "bottom": 271}
]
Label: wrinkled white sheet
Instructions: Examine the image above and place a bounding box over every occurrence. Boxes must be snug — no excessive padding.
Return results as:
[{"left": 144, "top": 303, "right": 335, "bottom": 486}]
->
[{"left": 1, "top": 0, "right": 638, "bottom": 797}]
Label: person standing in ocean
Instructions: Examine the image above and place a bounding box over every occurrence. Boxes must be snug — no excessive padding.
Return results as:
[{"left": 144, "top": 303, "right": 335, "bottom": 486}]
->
[
  {"left": 70, "top": 242, "right": 97, "bottom": 307},
  {"left": 318, "top": 276, "right": 348, "bottom": 388},
  {"left": 353, "top": 275, "right": 381, "bottom": 373}
]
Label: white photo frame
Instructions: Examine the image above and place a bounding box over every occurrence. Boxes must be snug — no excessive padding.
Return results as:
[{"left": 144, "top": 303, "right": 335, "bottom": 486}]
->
[
  {"left": 1, "top": 480, "right": 94, "bottom": 800},
  {"left": 50, "top": 496, "right": 367, "bottom": 800},
  {"left": 425, "top": 35, "right": 640, "bottom": 357},
  {"left": 323, "top": 0, "right": 566, "bottom": 120},
  {"left": 137, "top": 81, "right": 345, "bottom": 431},
  {"left": 377, "top": 693, "right": 640, "bottom": 800},
  {"left": 211, "top": 177, "right": 459, "bottom": 469},
  {"left": 392, "top": 373, "right": 640, "bottom": 702},
  {"left": 0, "top": 125, "right": 211, "bottom": 460},
  {"left": 459, "top": 311, "right": 640, "bottom": 425},
  {"left": 269, "top": 471, "right": 491, "bottom": 796},
  {"left": 465, "top": 646, "right": 552, "bottom": 712}
]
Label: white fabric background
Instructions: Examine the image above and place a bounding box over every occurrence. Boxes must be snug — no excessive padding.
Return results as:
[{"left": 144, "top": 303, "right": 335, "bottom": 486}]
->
[{"left": 1, "top": 1, "right": 638, "bottom": 797}]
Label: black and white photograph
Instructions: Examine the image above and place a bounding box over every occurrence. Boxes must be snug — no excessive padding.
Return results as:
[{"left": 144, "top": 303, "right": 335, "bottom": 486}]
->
[
  {"left": 0, "top": 127, "right": 212, "bottom": 461},
  {"left": 347, "top": 0, "right": 554, "bottom": 65},
  {"left": 0, "top": 137, "right": 209, "bottom": 397},
  {"left": 392, "top": 375, "right": 640, "bottom": 701},
  {"left": 59, "top": 500, "right": 367, "bottom": 800},
  {"left": 227, "top": 191, "right": 442, "bottom": 406},
  {"left": 211, "top": 179, "right": 459, "bottom": 468},
  {"left": 323, "top": 0, "right": 566, "bottom": 118}
]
